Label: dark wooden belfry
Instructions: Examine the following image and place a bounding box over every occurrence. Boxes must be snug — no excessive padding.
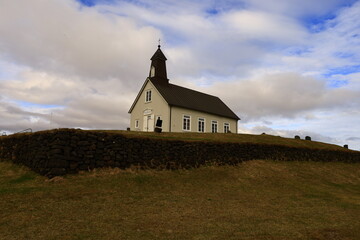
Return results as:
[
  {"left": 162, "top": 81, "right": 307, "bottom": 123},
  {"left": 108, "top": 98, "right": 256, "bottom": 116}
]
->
[{"left": 149, "top": 44, "right": 168, "bottom": 84}]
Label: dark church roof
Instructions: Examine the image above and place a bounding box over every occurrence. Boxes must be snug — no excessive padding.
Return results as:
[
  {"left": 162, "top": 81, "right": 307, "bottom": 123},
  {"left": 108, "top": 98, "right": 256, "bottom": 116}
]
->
[
  {"left": 151, "top": 80, "right": 240, "bottom": 120},
  {"left": 151, "top": 45, "right": 167, "bottom": 61}
]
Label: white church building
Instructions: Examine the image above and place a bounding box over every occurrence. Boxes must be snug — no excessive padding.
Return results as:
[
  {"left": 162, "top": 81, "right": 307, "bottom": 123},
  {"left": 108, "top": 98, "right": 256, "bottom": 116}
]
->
[{"left": 128, "top": 45, "right": 240, "bottom": 133}]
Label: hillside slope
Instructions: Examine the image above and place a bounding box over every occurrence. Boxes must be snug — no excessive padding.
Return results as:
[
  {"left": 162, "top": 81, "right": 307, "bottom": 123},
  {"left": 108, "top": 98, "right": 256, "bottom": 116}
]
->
[
  {"left": 0, "top": 160, "right": 359, "bottom": 240},
  {"left": 1, "top": 129, "right": 359, "bottom": 178},
  {"left": 99, "top": 130, "right": 352, "bottom": 151}
]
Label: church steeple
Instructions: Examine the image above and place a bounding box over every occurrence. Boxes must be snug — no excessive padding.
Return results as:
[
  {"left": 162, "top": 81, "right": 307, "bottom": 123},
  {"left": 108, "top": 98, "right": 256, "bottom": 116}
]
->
[{"left": 149, "top": 44, "right": 168, "bottom": 84}]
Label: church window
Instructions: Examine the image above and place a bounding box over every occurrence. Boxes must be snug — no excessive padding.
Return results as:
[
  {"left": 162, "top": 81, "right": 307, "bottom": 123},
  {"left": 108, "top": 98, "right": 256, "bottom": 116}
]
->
[
  {"left": 224, "top": 123, "right": 230, "bottom": 133},
  {"left": 145, "top": 90, "right": 152, "bottom": 102},
  {"left": 135, "top": 119, "right": 139, "bottom": 128},
  {"left": 211, "top": 120, "right": 218, "bottom": 133},
  {"left": 183, "top": 115, "right": 191, "bottom": 131},
  {"left": 198, "top": 118, "right": 205, "bottom": 132}
]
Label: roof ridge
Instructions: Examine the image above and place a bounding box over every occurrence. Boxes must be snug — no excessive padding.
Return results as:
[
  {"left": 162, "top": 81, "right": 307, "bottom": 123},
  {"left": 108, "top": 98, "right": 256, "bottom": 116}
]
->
[{"left": 167, "top": 82, "right": 220, "bottom": 99}]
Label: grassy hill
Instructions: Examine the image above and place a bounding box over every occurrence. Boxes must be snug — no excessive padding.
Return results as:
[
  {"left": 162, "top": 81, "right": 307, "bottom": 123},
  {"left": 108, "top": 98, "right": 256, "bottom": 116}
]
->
[
  {"left": 94, "top": 130, "right": 352, "bottom": 151},
  {"left": 1, "top": 160, "right": 359, "bottom": 240},
  {"left": 3, "top": 129, "right": 354, "bottom": 152}
]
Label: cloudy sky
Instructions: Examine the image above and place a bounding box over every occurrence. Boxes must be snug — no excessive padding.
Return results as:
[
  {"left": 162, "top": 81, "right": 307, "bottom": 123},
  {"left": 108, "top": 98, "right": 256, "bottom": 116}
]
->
[{"left": 1, "top": 0, "right": 359, "bottom": 149}]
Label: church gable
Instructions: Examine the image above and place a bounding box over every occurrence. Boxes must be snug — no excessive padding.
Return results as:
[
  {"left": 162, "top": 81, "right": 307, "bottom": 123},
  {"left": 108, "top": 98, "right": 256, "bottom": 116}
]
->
[
  {"left": 129, "top": 79, "right": 169, "bottom": 131},
  {"left": 128, "top": 79, "right": 167, "bottom": 114}
]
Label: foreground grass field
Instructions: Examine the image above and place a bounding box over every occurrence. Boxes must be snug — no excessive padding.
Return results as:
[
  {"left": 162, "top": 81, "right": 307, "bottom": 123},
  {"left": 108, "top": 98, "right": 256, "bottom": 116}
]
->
[{"left": 1, "top": 160, "right": 359, "bottom": 240}]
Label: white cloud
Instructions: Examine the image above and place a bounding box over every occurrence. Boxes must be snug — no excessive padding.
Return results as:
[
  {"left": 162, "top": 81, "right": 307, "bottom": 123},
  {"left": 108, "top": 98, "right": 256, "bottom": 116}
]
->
[
  {"left": 278, "top": 1, "right": 360, "bottom": 76},
  {"left": 198, "top": 72, "right": 360, "bottom": 120},
  {"left": 222, "top": 10, "right": 307, "bottom": 44},
  {"left": 0, "top": 70, "right": 78, "bottom": 105},
  {"left": 0, "top": 98, "right": 51, "bottom": 133},
  {"left": 0, "top": 68, "right": 137, "bottom": 131},
  {"left": 0, "top": 0, "right": 160, "bottom": 87}
]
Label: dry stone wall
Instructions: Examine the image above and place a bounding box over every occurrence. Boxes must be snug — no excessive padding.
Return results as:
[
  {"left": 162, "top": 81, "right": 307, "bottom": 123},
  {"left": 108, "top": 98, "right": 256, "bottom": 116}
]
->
[{"left": 0, "top": 129, "right": 359, "bottom": 178}]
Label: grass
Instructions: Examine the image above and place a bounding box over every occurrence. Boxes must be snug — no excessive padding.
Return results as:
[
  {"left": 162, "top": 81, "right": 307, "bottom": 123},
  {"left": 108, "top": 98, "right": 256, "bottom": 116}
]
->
[
  {"left": 1, "top": 160, "right": 359, "bottom": 240},
  {"left": 3, "top": 129, "right": 354, "bottom": 151},
  {"left": 50, "top": 129, "right": 355, "bottom": 151}
]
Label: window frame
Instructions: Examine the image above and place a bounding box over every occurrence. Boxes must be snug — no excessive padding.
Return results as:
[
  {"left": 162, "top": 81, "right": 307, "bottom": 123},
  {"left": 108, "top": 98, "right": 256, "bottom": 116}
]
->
[
  {"left": 198, "top": 117, "right": 205, "bottom": 133},
  {"left": 145, "top": 89, "right": 152, "bottom": 102},
  {"left": 211, "top": 120, "right": 218, "bottom": 133},
  {"left": 224, "top": 122, "right": 230, "bottom": 133},
  {"left": 135, "top": 119, "right": 139, "bottom": 129},
  {"left": 183, "top": 115, "right": 191, "bottom": 131},
  {"left": 150, "top": 66, "right": 155, "bottom": 77}
]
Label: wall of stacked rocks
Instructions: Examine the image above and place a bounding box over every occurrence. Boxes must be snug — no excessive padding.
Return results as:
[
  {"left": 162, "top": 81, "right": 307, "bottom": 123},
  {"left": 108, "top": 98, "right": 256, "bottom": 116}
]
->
[{"left": 0, "top": 129, "right": 359, "bottom": 178}]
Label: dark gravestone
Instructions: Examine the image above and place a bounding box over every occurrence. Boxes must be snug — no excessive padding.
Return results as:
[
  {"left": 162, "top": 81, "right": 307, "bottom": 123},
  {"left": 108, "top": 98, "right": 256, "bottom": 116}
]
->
[
  {"left": 156, "top": 118, "right": 162, "bottom": 127},
  {"left": 294, "top": 135, "right": 300, "bottom": 140},
  {"left": 155, "top": 118, "right": 163, "bottom": 133},
  {"left": 344, "top": 145, "right": 348, "bottom": 149},
  {"left": 305, "top": 136, "right": 311, "bottom": 141}
]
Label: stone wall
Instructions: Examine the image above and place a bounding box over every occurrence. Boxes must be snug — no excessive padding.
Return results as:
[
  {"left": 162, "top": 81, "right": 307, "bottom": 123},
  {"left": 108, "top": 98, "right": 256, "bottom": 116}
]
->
[{"left": 0, "top": 129, "right": 359, "bottom": 178}]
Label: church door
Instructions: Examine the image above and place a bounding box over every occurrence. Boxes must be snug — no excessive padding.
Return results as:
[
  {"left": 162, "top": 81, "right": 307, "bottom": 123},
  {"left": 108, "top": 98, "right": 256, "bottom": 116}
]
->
[{"left": 143, "top": 114, "right": 154, "bottom": 132}]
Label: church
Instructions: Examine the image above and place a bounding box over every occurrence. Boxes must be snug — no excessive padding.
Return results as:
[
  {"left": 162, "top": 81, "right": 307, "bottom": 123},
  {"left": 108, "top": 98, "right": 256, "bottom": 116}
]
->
[{"left": 128, "top": 45, "right": 240, "bottom": 133}]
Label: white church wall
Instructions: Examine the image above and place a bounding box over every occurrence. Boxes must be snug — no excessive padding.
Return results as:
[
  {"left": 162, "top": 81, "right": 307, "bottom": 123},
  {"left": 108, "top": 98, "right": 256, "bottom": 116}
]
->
[{"left": 170, "top": 106, "right": 238, "bottom": 133}]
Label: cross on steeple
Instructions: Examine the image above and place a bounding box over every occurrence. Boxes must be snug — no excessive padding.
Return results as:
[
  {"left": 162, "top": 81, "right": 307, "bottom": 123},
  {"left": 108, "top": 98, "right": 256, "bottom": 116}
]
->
[{"left": 158, "top": 39, "right": 161, "bottom": 48}]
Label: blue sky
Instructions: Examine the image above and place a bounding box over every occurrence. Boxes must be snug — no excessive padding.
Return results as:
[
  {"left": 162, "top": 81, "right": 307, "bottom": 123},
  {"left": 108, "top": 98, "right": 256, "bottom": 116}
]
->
[
  {"left": 77, "top": 0, "right": 97, "bottom": 6},
  {"left": 0, "top": 0, "right": 359, "bottom": 149}
]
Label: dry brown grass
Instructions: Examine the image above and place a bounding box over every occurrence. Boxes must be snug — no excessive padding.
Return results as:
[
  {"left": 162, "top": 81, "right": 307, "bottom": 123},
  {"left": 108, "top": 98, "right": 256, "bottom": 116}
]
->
[{"left": 1, "top": 160, "right": 359, "bottom": 240}]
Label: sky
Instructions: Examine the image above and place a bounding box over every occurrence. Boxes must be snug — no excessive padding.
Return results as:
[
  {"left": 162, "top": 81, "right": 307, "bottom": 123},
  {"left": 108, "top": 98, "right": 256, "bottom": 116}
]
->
[{"left": 0, "top": 0, "right": 360, "bottom": 150}]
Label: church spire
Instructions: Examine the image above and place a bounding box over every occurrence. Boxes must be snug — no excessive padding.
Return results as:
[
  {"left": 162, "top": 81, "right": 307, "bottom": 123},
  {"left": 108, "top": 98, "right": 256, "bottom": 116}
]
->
[{"left": 149, "top": 44, "right": 168, "bottom": 84}]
